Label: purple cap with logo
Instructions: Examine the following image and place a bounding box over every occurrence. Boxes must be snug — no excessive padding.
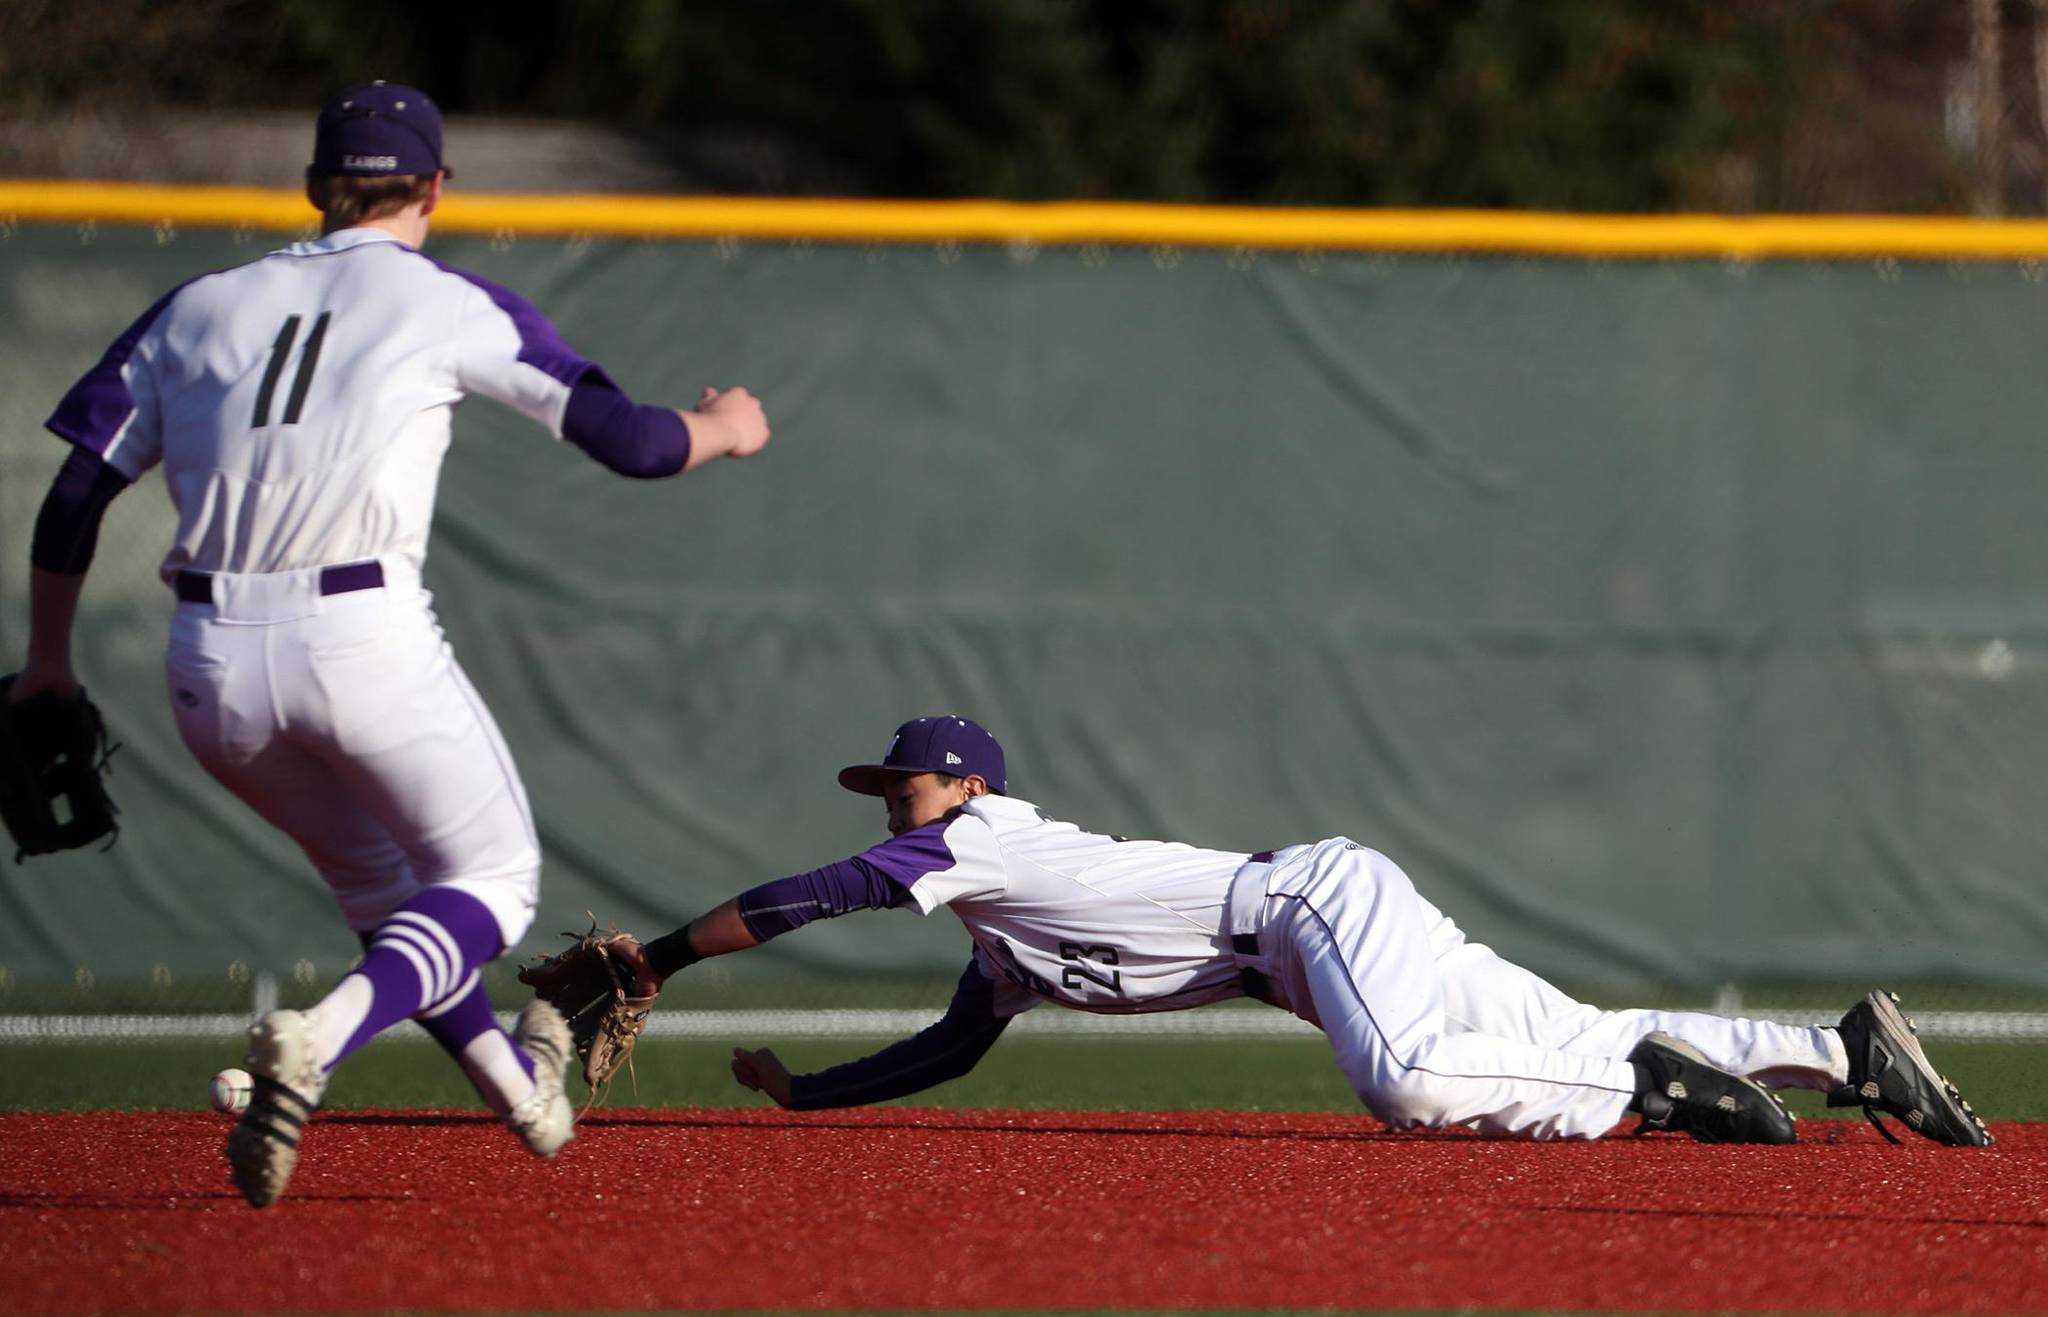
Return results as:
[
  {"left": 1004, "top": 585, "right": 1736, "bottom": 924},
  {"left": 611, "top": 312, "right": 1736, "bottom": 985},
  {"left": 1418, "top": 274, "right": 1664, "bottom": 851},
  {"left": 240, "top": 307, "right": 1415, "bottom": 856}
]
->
[
  {"left": 310, "top": 81, "right": 449, "bottom": 178},
  {"left": 838, "top": 716, "right": 1007, "bottom": 797}
]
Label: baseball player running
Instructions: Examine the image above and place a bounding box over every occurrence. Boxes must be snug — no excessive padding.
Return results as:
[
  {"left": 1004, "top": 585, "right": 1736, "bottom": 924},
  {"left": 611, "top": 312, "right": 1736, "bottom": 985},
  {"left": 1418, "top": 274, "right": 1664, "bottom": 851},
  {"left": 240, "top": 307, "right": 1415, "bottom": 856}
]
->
[
  {"left": 13, "top": 82, "right": 772, "bottom": 1206},
  {"left": 620, "top": 716, "right": 1991, "bottom": 1146}
]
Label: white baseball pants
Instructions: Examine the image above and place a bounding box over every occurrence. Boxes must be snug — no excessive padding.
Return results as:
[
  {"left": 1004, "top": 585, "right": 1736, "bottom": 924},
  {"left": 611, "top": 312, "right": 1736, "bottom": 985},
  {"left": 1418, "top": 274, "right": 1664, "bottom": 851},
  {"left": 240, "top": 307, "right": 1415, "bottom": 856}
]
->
[
  {"left": 1236, "top": 840, "right": 1846, "bottom": 1139},
  {"left": 163, "top": 557, "right": 541, "bottom": 948}
]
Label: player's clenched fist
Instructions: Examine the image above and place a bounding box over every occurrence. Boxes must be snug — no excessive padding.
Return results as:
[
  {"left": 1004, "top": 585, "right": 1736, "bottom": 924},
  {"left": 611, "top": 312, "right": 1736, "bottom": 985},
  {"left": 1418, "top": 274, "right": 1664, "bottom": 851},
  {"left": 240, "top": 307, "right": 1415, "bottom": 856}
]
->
[
  {"left": 731, "top": 1045, "right": 795, "bottom": 1108},
  {"left": 686, "top": 386, "right": 771, "bottom": 465}
]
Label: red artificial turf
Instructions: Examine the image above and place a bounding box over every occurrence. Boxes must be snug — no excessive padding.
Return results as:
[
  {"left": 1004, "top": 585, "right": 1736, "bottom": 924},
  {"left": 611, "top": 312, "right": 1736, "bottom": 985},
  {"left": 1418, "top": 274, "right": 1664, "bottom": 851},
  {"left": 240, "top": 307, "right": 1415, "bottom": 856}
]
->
[{"left": 2, "top": 1108, "right": 2042, "bottom": 1314}]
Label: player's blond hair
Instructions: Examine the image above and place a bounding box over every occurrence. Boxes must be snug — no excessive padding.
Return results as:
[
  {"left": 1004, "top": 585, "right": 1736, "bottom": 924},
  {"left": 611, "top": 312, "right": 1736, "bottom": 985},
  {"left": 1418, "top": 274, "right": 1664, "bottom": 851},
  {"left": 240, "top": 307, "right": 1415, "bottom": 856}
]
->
[{"left": 310, "top": 174, "right": 437, "bottom": 230}]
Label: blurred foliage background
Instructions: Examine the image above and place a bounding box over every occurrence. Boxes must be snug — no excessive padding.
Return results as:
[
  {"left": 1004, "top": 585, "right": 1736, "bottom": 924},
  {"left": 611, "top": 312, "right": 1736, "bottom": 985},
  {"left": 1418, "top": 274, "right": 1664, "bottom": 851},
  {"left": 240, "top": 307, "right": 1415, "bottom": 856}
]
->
[{"left": 4, "top": 0, "right": 2048, "bottom": 213}]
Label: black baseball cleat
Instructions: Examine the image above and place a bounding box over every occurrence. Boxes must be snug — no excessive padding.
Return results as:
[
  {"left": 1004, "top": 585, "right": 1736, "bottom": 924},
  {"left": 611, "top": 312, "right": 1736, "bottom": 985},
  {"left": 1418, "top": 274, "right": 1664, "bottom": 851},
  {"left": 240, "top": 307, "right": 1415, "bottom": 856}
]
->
[
  {"left": 1829, "top": 990, "right": 1993, "bottom": 1147},
  {"left": 1627, "top": 1032, "right": 1798, "bottom": 1144}
]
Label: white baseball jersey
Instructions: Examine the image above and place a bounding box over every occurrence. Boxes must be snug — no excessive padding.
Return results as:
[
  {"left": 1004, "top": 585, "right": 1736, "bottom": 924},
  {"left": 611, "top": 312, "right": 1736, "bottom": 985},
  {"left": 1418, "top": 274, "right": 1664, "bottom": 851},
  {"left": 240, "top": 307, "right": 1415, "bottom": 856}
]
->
[
  {"left": 872, "top": 794, "right": 1253, "bottom": 1017},
  {"left": 46, "top": 227, "right": 597, "bottom": 582},
  {"left": 868, "top": 809, "right": 1841, "bottom": 1137},
  {"left": 39, "top": 225, "right": 603, "bottom": 948}
]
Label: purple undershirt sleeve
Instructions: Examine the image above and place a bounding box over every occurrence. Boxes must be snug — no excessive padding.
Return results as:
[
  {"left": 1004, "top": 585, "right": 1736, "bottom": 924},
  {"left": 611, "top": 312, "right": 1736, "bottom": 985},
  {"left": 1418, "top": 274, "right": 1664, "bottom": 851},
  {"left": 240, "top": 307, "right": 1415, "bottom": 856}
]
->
[
  {"left": 735, "top": 858, "right": 912, "bottom": 942},
  {"left": 560, "top": 374, "right": 692, "bottom": 479},
  {"left": 788, "top": 960, "right": 1008, "bottom": 1110},
  {"left": 30, "top": 448, "right": 131, "bottom": 575}
]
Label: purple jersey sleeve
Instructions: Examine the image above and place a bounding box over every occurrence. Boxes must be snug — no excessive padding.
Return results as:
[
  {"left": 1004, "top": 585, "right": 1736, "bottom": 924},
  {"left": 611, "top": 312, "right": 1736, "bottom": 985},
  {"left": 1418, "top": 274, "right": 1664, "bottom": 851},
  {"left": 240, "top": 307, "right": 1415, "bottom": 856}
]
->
[
  {"left": 43, "top": 281, "right": 189, "bottom": 477},
  {"left": 430, "top": 261, "right": 616, "bottom": 389},
  {"left": 889, "top": 813, "right": 1008, "bottom": 911},
  {"left": 855, "top": 822, "right": 964, "bottom": 888},
  {"left": 430, "top": 259, "right": 628, "bottom": 436},
  {"left": 788, "top": 959, "right": 1008, "bottom": 1110}
]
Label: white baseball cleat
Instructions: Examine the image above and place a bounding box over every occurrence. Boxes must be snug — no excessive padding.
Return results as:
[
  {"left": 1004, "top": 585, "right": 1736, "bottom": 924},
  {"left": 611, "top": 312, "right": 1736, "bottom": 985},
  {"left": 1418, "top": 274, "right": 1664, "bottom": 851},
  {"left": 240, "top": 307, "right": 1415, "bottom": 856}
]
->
[
  {"left": 226, "top": 1008, "right": 328, "bottom": 1208},
  {"left": 506, "top": 1000, "right": 576, "bottom": 1158}
]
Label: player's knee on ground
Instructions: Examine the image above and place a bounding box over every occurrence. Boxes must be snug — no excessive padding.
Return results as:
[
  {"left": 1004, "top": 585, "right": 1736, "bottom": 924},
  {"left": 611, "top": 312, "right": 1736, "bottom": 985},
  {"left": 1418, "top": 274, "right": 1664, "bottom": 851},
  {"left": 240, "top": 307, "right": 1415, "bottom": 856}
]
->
[{"left": 1351, "top": 1065, "right": 1460, "bottom": 1131}]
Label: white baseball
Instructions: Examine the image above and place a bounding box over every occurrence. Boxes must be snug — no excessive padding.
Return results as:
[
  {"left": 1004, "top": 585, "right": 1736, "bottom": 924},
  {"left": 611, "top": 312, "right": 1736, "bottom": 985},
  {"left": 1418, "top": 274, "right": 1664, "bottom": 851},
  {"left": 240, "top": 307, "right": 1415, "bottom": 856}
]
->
[{"left": 210, "top": 1067, "right": 253, "bottom": 1115}]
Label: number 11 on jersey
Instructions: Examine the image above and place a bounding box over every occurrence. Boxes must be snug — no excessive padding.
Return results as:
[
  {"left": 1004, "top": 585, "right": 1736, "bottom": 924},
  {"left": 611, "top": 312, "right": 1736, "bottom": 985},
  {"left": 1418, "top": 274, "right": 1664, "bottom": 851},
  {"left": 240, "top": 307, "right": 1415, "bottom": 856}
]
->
[{"left": 252, "top": 312, "right": 331, "bottom": 427}]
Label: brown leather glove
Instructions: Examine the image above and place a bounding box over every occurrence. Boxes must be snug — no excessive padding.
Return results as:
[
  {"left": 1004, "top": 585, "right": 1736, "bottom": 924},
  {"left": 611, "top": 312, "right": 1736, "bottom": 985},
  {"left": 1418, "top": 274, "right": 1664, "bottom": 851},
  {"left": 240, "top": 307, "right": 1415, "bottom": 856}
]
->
[{"left": 516, "top": 916, "right": 658, "bottom": 1107}]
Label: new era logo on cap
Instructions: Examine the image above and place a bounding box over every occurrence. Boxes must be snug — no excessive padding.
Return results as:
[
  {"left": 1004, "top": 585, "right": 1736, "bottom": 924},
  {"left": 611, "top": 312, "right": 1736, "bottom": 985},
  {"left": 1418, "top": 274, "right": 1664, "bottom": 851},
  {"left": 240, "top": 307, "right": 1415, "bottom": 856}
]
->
[{"left": 838, "top": 716, "right": 1008, "bottom": 797}]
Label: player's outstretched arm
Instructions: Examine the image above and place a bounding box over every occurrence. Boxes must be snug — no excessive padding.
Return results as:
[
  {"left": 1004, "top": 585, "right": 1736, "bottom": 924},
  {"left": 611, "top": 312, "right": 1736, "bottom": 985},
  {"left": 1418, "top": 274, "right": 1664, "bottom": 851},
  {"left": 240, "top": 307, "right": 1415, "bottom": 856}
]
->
[
  {"left": 450, "top": 273, "right": 770, "bottom": 479},
  {"left": 625, "top": 856, "right": 913, "bottom": 989},
  {"left": 554, "top": 379, "right": 768, "bottom": 479},
  {"left": 733, "top": 961, "right": 1010, "bottom": 1111},
  {"left": 615, "top": 896, "right": 759, "bottom": 989}
]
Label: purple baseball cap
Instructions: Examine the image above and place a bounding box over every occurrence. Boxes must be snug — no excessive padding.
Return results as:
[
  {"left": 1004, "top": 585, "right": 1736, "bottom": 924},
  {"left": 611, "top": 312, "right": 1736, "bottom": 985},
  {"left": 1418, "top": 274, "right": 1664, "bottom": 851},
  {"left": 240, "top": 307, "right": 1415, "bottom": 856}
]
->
[
  {"left": 310, "top": 81, "right": 449, "bottom": 179},
  {"left": 838, "top": 716, "right": 1008, "bottom": 796}
]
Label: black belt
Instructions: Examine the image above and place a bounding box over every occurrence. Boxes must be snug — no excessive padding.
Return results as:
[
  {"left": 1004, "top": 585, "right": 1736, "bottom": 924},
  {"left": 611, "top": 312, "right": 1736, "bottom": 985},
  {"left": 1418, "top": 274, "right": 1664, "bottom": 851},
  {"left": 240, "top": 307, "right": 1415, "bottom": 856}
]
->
[
  {"left": 1234, "top": 850, "right": 1280, "bottom": 1003},
  {"left": 175, "top": 561, "right": 385, "bottom": 604},
  {"left": 1234, "top": 932, "right": 1274, "bottom": 1004}
]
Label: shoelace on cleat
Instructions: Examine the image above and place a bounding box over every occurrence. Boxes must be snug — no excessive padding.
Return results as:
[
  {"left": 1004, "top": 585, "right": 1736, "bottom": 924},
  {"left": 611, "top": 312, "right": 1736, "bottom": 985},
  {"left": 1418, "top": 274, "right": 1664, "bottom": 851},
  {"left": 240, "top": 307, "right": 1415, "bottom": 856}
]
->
[{"left": 1856, "top": 1103, "right": 1906, "bottom": 1145}]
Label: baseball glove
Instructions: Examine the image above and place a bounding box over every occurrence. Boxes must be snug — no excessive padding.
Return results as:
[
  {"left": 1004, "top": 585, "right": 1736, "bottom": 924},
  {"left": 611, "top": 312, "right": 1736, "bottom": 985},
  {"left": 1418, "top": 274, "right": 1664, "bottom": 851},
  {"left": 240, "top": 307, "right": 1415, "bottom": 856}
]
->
[
  {"left": 516, "top": 915, "right": 658, "bottom": 1107},
  {"left": 0, "top": 674, "right": 120, "bottom": 863}
]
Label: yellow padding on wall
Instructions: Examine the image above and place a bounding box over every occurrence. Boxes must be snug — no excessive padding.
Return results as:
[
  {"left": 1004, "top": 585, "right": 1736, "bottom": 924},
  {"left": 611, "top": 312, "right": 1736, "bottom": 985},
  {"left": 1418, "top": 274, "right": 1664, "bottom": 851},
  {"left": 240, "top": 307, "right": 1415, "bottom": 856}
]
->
[{"left": 8, "top": 180, "right": 2048, "bottom": 260}]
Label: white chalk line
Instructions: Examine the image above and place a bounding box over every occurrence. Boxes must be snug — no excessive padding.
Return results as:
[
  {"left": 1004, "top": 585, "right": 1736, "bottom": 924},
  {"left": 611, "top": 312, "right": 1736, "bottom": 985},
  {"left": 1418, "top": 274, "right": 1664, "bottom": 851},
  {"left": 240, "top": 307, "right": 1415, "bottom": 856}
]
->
[{"left": 3, "top": 1008, "right": 2046, "bottom": 1042}]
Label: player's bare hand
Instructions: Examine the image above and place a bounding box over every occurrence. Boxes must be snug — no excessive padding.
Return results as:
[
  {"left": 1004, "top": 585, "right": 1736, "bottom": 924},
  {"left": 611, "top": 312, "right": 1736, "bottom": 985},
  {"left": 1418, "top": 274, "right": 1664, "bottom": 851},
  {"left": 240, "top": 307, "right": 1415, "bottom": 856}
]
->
[
  {"left": 611, "top": 936, "right": 661, "bottom": 992},
  {"left": 731, "top": 1045, "right": 794, "bottom": 1108},
  {"left": 8, "top": 666, "right": 80, "bottom": 704},
  {"left": 694, "top": 386, "right": 770, "bottom": 459}
]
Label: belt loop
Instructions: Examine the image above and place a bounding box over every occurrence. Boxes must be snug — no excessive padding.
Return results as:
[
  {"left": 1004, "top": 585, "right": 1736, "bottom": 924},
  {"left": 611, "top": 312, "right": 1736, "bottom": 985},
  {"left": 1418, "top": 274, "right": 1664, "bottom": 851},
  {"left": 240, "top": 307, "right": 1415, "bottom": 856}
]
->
[
  {"left": 1227, "top": 857, "right": 1281, "bottom": 1006},
  {"left": 317, "top": 561, "right": 385, "bottom": 596},
  {"left": 174, "top": 571, "right": 214, "bottom": 605}
]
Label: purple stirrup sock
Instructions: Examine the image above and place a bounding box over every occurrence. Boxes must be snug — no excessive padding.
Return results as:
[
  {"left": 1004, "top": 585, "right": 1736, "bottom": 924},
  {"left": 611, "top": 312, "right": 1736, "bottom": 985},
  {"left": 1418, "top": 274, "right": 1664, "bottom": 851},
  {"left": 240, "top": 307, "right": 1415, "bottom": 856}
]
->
[
  {"left": 330, "top": 886, "right": 506, "bottom": 1066},
  {"left": 417, "top": 974, "right": 537, "bottom": 1084}
]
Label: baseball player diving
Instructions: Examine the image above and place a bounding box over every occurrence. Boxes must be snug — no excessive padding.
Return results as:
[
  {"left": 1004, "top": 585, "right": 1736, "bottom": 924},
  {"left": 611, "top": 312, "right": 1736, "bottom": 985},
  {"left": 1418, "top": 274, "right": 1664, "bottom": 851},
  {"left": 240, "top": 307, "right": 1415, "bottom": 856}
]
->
[
  {"left": 615, "top": 716, "right": 1991, "bottom": 1147},
  {"left": 11, "top": 82, "right": 772, "bottom": 1206}
]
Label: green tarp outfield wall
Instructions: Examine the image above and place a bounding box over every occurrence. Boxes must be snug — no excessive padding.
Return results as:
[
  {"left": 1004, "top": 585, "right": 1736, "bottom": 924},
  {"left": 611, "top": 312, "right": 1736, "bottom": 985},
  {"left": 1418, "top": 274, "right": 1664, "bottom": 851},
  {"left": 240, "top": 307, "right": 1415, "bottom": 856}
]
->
[{"left": 3, "top": 220, "right": 2044, "bottom": 991}]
